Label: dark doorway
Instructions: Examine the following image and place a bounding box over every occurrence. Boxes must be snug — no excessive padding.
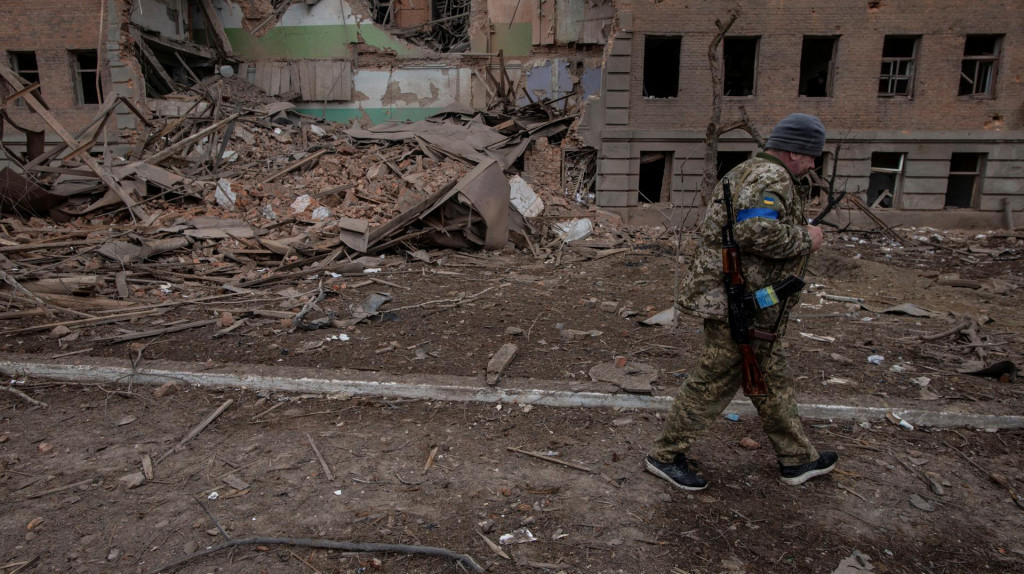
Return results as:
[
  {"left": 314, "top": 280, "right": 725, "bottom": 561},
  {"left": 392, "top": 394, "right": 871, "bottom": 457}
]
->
[
  {"left": 643, "top": 36, "right": 681, "bottom": 98},
  {"left": 639, "top": 152, "right": 671, "bottom": 203}
]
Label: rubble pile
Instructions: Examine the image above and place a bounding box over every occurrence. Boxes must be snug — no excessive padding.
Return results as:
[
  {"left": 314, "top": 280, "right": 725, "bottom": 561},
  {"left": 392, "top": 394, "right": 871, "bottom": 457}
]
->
[{"left": 0, "top": 67, "right": 622, "bottom": 340}]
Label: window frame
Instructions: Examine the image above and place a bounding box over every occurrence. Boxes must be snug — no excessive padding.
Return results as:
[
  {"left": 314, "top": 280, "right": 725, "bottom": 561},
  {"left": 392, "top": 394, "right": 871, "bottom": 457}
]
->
[
  {"left": 7, "top": 51, "right": 41, "bottom": 107},
  {"left": 69, "top": 49, "right": 102, "bottom": 106},
  {"left": 878, "top": 36, "right": 919, "bottom": 98},
  {"left": 959, "top": 35, "right": 1002, "bottom": 99},
  {"left": 868, "top": 152, "right": 906, "bottom": 208}
]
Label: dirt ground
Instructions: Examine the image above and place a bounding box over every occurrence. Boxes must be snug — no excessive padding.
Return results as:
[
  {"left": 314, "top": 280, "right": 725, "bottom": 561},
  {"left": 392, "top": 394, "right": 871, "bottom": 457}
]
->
[{"left": 2, "top": 225, "right": 1024, "bottom": 573}]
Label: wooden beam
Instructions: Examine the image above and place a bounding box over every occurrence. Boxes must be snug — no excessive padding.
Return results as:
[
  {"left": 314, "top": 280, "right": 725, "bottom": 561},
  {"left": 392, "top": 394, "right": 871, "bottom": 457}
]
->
[
  {"left": 197, "top": 0, "right": 235, "bottom": 59},
  {"left": 144, "top": 112, "right": 240, "bottom": 165},
  {"left": 0, "top": 81, "right": 40, "bottom": 111},
  {"left": 0, "top": 63, "right": 149, "bottom": 221},
  {"left": 133, "top": 30, "right": 177, "bottom": 93}
]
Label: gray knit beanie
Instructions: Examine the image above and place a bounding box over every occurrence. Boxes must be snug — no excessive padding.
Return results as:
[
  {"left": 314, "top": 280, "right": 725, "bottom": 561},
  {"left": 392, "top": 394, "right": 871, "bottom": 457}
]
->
[{"left": 764, "top": 113, "right": 826, "bottom": 157}]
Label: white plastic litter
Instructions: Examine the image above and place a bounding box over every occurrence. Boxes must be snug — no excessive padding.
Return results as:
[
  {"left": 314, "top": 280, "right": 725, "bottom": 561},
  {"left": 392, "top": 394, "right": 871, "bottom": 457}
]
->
[
  {"left": 867, "top": 354, "right": 884, "bottom": 365},
  {"left": 499, "top": 528, "right": 537, "bottom": 545}
]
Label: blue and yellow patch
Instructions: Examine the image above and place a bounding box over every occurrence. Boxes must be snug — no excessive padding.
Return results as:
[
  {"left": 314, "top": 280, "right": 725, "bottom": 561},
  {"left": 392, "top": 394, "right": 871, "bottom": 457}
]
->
[{"left": 762, "top": 195, "right": 778, "bottom": 206}]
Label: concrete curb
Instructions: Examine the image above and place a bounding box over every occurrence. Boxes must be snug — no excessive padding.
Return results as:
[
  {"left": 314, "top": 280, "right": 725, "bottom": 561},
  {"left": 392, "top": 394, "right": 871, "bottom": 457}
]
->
[{"left": 3, "top": 360, "right": 1023, "bottom": 430}]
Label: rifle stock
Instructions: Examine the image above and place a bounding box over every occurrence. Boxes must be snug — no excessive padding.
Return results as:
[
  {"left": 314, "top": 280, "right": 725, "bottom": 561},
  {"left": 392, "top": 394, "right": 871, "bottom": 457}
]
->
[{"left": 721, "top": 179, "right": 769, "bottom": 398}]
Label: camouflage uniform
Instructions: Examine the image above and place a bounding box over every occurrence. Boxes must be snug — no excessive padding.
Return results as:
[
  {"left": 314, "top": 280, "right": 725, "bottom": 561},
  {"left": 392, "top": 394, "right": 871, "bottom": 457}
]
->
[{"left": 651, "top": 153, "right": 819, "bottom": 467}]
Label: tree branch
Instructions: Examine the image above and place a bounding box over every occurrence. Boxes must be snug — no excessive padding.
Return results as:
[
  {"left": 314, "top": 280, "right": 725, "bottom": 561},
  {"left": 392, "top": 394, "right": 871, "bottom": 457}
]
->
[{"left": 147, "top": 536, "right": 484, "bottom": 573}]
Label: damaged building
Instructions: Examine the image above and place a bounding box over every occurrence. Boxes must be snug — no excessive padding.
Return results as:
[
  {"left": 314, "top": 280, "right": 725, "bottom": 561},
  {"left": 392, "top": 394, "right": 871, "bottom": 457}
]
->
[
  {"left": 2, "top": 0, "right": 1022, "bottom": 228},
  {"left": 577, "top": 0, "right": 1024, "bottom": 227}
]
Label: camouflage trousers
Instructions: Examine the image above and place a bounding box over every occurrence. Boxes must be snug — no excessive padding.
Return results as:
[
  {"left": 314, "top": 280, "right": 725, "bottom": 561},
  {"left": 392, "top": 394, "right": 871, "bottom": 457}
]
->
[{"left": 651, "top": 319, "right": 818, "bottom": 467}]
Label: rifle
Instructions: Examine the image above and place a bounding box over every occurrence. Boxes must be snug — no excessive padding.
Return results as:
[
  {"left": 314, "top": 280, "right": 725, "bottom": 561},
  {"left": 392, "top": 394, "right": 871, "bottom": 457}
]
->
[{"left": 721, "top": 178, "right": 770, "bottom": 398}]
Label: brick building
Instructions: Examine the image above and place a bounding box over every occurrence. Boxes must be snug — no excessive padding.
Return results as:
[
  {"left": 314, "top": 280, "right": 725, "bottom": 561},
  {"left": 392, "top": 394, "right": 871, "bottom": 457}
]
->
[
  {"left": 577, "top": 0, "right": 1024, "bottom": 227},
  {"left": 0, "top": 0, "right": 137, "bottom": 151}
]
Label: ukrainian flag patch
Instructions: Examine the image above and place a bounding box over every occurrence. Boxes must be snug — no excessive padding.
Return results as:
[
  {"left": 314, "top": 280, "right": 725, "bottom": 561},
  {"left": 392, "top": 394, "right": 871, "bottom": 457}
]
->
[{"left": 762, "top": 195, "right": 778, "bottom": 206}]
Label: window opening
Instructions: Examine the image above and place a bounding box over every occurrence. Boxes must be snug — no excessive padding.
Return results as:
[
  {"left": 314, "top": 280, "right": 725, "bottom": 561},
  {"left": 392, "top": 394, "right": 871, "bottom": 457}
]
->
[
  {"left": 959, "top": 35, "right": 1001, "bottom": 97},
  {"left": 8, "top": 51, "right": 40, "bottom": 106},
  {"left": 944, "top": 153, "right": 984, "bottom": 208},
  {"left": 643, "top": 36, "right": 681, "bottom": 98},
  {"left": 71, "top": 50, "right": 102, "bottom": 105},
  {"left": 716, "top": 151, "right": 751, "bottom": 180},
  {"left": 639, "top": 152, "right": 671, "bottom": 203},
  {"left": 867, "top": 152, "right": 905, "bottom": 208},
  {"left": 799, "top": 37, "right": 837, "bottom": 97},
  {"left": 723, "top": 37, "right": 758, "bottom": 96},
  {"left": 878, "top": 36, "right": 918, "bottom": 97}
]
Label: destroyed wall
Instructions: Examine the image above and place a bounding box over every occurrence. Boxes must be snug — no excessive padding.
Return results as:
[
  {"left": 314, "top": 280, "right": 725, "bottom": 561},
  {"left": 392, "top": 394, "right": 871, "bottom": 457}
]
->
[
  {"left": 213, "top": 0, "right": 606, "bottom": 125},
  {"left": 580, "top": 0, "right": 1024, "bottom": 218},
  {"left": 0, "top": 0, "right": 135, "bottom": 158}
]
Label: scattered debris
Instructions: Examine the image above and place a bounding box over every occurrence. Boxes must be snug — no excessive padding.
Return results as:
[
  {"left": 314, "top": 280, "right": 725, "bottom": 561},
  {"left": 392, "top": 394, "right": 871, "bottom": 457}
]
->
[{"left": 486, "top": 343, "right": 518, "bottom": 386}]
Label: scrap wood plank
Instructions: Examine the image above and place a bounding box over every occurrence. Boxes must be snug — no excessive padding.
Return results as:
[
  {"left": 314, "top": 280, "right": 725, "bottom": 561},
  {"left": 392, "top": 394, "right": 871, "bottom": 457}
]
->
[
  {"left": 307, "top": 433, "right": 335, "bottom": 481},
  {"left": 155, "top": 399, "right": 234, "bottom": 466},
  {"left": 0, "top": 64, "right": 149, "bottom": 221},
  {"left": 0, "top": 309, "right": 159, "bottom": 336},
  {"left": 132, "top": 29, "right": 177, "bottom": 93},
  {"left": 507, "top": 446, "right": 596, "bottom": 474},
  {"left": 196, "top": 0, "right": 234, "bottom": 58},
  {"left": 260, "top": 148, "right": 331, "bottom": 184},
  {"left": 90, "top": 318, "right": 219, "bottom": 344},
  {"left": 144, "top": 113, "right": 241, "bottom": 165}
]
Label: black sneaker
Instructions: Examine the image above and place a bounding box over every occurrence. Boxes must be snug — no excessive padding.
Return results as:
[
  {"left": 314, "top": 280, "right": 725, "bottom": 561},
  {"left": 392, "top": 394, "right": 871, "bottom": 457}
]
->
[
  {"left": 779, "top": 451, "right": 839, "bottom": 486},
  {"left": 645, "top": 454, "right": 709, "bottom": 491}
]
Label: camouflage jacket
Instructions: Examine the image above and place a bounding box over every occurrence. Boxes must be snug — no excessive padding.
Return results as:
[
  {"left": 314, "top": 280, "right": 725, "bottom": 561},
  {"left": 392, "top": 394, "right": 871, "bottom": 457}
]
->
[{"left": 679, "top": 153, "right": 812, "bottom": 328}]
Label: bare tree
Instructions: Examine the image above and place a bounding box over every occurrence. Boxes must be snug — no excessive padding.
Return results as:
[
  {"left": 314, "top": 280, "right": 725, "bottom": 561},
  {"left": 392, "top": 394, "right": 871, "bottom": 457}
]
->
[{"left": 700, "top": 10, "right": 765, "bottom": 205}]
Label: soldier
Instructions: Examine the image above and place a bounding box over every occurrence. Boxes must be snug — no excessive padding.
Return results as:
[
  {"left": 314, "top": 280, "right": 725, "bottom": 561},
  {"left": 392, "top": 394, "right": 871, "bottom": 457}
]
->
[{"left": 646, "top": 113, "right": 837, "bottom": 491}]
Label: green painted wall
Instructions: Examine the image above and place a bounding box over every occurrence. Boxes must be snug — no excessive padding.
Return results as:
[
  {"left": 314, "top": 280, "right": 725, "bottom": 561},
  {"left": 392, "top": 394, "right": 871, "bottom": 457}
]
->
[
  {"left": 294, "top": 107, "right": 444, "bottom": 124},
  {"left": 224, "top": 24, "right": 421, "bottom": 60},
  {"left": 490, "top": 23, "right": 533, "bottom": 57}
]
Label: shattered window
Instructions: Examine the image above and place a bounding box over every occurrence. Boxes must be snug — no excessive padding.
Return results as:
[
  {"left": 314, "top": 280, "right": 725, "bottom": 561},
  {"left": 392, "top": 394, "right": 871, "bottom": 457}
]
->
[
  {"left": 944, "top": 153, "right": 985, "bottom": 208},
  {"left": 723, "top": 37, "right": 758, "bottom": 96},
  {"left": 799, "top": 37, "right": 837, "bottom": 98},
  {"left": 642, "top": 36, "right": 681, "bottom": 98},
  {"left": 959, "top": 35, "right": 1001, "bottom": 98},
  {"left": 8, "top": 51, "right": 41, "bottom": 106},
  {"left": 878, "top": 36, "right": 918, "bottom": 97},
  {"left": 868, "top": 152, "right": 905, "bottom": 208},
  {"left": 70, "top": 50, "right": 102, "bottom": 105}
]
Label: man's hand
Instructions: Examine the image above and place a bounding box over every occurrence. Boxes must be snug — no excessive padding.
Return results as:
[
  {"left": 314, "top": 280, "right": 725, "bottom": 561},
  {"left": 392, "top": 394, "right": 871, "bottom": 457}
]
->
[{"left": 806, "top": 225, "right": 824, "bottom": 253}]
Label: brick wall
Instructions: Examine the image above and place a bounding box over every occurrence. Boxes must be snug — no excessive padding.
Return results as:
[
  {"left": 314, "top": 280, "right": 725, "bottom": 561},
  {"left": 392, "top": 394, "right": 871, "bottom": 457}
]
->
[
  {"left": 0, "top": 0, "right": 130, "bottom": 151},
  {"left": 589, "top": 0, "right": 1024, "bottom": 212}
]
